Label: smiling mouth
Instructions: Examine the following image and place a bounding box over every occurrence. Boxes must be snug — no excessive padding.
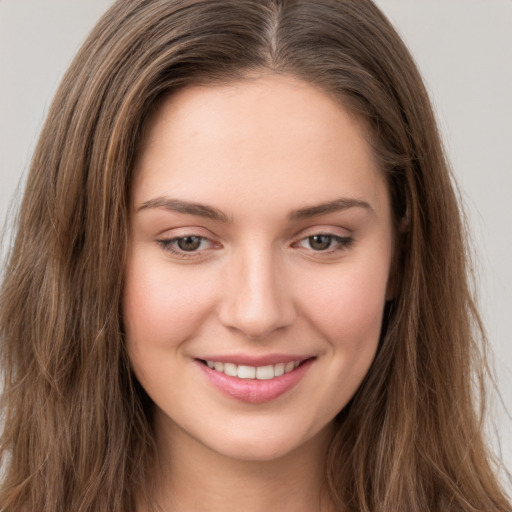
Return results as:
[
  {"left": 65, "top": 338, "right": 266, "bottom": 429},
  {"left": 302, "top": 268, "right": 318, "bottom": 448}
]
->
[
  {"left": 197, "top": 357, "right": 315, "bottom": 403},
  {"left": 199, "top": 359, "right": 312, "bottom": 380}
]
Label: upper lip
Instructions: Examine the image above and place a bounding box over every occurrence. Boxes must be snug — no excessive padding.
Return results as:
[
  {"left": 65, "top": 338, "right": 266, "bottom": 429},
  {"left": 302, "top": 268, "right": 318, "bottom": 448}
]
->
[{"left": 197, "top": 353, "right": 315, "bottom": 366}]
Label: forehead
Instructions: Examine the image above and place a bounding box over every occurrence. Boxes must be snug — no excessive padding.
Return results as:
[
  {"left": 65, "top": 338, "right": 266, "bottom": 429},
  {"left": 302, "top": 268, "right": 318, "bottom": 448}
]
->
[{"left": 132, "top": 74, "right": 387, "bottom": 218}]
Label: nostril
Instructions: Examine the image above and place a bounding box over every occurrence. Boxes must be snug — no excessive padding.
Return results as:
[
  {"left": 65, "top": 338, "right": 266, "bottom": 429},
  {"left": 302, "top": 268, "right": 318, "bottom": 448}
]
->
[{"left": 218, "top": 298, "right": 297, "bottom": 339}]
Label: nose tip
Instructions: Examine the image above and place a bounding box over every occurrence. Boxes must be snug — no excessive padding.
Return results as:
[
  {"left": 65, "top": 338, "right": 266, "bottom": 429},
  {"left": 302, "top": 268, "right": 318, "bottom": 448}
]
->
[
  {"left": 217, "top": 254, "right": 296, "bottom": 339},
  {"left": 220, "top": 295, "right": 294, "bottom": 340}
]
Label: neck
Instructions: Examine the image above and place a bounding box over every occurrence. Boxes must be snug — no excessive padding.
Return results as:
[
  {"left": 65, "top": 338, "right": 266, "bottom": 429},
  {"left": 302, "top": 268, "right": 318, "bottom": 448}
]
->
[{"left": 142, "top": 414, "right": 336, "bottom": 512}]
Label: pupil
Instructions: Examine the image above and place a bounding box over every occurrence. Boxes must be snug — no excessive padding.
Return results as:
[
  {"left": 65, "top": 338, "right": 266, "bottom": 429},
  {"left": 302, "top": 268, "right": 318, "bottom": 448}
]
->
[
  {"left": 177, "top": 236, "right": 201, "bottom": 251},
  {"left": 309, "top": 234, "right": 331, "bottom": 251}
]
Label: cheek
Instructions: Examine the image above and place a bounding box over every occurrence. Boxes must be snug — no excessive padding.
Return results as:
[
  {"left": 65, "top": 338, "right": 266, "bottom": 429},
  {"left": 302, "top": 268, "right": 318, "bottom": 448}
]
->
[
  {"left": 297, "top": 255, "right": 390, "bottom": 355},
  {"left": 297, "top": 261, "right": 389, "bottom": 416},
  {"left": 122, "top": 251, "right": 217, "bottom": 352}
]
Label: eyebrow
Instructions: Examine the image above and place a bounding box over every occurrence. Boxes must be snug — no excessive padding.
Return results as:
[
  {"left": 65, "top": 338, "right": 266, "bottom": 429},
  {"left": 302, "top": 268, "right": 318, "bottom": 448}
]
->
[
  {"left": 288, "top": 197, "right": 373, "bottom": 220},
  {"left": 136, "top": 196, "right": 372, "bottom": 222},
  {"left": 137, "top": 197, "right": 230, "bottom": 222}
]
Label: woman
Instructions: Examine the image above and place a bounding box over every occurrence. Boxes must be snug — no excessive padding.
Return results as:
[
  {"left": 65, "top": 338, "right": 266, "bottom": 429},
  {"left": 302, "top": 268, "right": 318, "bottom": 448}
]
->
[{"left": 0, "top": 0, "right": 510, "bottom": 511}]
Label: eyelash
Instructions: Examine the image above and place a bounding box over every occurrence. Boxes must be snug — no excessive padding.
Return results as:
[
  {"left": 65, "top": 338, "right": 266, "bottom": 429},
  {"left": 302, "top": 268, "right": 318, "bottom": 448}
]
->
[
  {"left": 156, "top": 235, "right": 215, "bottom": 259},
  {"left": 294, "top": 234, "right": 353, "bottom": 254},
  {"left": 156, "top": 233, "right": 353, "bottom": 259}
]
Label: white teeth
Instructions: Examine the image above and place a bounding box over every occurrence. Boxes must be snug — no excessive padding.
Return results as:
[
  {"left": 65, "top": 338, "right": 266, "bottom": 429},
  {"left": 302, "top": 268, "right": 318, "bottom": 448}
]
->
[
  {"left": 204, "top": 359, "right": 304, "bottom": 380},
  {"left": 256, "top": 365, "right": 274, "bottom": 380},
  {"left": 223, "top": 362, "right": 237, "bottom": 377},
  {"left": 236, "top": 365, "right": 256, "bottom": 379},
  {"left": 284, "top": 361, "right": 295, "bottom": 373},
  {"left": 274, "top": 363, "right": 285, "bottom": 377},
  {"left": 237, "top": 365, "right": 256, "bottom": 379}
]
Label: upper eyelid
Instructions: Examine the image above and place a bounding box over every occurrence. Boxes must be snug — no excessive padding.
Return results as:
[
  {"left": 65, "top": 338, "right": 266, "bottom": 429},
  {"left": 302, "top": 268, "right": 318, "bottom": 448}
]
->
[
  {"left": 155, "top": 226, "right": 223, "bottom": 247},
  {"left": 293, "top": 225, "right": 352, "bottom": 239},
  {"left": 153, "top": 219, "right": 350, "bottom": 234}
]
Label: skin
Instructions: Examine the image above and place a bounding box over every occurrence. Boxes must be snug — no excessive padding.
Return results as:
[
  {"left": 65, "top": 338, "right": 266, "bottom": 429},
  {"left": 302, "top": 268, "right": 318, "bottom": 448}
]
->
[{"left": 124, "top": 74, "right": 394, "bottom": 511}]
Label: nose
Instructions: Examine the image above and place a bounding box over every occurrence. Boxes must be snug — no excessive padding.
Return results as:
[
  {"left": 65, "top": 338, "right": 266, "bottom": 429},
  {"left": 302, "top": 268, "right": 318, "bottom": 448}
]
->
[{"left": 218, "top": 245, "right": 296, "bottom": 339}]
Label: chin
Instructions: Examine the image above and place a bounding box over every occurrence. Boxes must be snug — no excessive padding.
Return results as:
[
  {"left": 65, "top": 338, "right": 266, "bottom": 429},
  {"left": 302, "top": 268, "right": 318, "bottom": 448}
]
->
[{"left": 195, "top": 419, "right": 334, "bottom": 464}]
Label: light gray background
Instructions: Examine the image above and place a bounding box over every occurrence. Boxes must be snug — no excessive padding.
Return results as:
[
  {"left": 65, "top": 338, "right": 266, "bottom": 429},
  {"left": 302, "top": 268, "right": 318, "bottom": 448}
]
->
[{"left": 1, "top": 0, "right": 511, "bottom": 489}]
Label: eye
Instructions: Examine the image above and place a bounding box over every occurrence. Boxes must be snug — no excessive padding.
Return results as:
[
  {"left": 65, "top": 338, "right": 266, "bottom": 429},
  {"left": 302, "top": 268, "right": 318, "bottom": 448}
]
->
[
  {"left": 175, "top": 235, "right": 204, "bottom": 251},
  {"left": 296, "top": 233, "right": 353, "bottom": 253},
  {"left": 156, "top": 235, "right": 216, "bottom": 258},
  {"left": 305, "top": 234, "right": 334, "bottom": 251}
]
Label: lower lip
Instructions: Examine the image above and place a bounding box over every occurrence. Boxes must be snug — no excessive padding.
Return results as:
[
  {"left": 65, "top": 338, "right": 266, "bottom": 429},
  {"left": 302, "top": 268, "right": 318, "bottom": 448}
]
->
[{"left": 196, "top": 359, "right": 314, "bottom": 403}]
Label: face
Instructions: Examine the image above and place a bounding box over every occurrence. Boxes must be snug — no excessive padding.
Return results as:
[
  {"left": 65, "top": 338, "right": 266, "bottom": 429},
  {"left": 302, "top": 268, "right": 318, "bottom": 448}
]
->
[{"left": 124, "top": 74, "right": 394, "bottom": 462}]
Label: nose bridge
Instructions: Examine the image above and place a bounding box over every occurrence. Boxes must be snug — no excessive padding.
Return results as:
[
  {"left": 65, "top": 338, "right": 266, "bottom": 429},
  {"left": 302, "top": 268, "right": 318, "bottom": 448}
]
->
[{"left": 218, "top": 241, "right": 295, "bottom": 338}]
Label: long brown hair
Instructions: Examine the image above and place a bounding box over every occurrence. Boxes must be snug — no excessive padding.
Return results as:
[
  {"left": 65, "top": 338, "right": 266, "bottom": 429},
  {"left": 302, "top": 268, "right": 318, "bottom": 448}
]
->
[{"left": 1, "top": 1, "right": 510, "bottom": 510}]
